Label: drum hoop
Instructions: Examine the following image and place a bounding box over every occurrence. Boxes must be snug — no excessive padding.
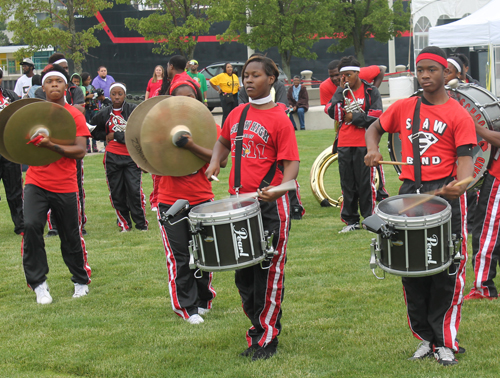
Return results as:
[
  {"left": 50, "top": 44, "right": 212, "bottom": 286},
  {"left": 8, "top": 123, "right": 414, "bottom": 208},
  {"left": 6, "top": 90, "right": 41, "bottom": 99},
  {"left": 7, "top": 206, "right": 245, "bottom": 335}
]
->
[
  {"left": 375, "top": 257, "right": 453, "bottom": 277},
  {"left": 194, "top": 255, "right": 267, "bottom": 272},
  {"left": 449, "top": 85, "right": 495, "bottom": 131},
  {"left": 189, "top": 197, "right": 260, "bottom": 221}
]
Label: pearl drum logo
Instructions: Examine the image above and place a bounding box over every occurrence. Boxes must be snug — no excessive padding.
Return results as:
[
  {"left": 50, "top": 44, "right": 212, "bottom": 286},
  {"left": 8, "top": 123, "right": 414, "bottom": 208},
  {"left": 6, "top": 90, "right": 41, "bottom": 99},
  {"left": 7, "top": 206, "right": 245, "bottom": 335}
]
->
[
  {"left": 426, "top": 234, "right": 438, "bottom": 265},
  {"left": 233, "top": 227, "right": 250, "bottom": 257}
]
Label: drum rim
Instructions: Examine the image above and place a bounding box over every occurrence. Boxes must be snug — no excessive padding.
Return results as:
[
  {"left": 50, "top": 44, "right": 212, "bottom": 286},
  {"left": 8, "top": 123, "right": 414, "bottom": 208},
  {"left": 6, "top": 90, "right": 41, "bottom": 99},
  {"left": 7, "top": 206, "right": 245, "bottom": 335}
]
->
[
  {"left": 189, "top": 197, "right": 260, "bottom": 220},
  {"left": 194, "top": 254, "right": 267, "bottom": 272},
  {"left": 375, "top": 194, "right": 451, "bottom": 228},
  {"left": 375, "top": 256, "right": 453, "bottom": 277}
]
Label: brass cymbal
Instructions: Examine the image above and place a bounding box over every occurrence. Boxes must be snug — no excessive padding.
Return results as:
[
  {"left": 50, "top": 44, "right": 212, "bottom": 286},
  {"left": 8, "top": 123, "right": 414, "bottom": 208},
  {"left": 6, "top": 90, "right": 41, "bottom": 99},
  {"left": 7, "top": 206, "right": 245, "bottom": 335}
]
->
[
  {"left": 0, "top": 98, "right": 44, "bottom": 161},
  {"left": 141, "top": 96, "right": 217, "bottom": 176},
  {"left": 4, "top": 102, "right": 76, "bottom": 166},
  {"left": 125, "top": 95, "right": 170, "bottom": 175}
]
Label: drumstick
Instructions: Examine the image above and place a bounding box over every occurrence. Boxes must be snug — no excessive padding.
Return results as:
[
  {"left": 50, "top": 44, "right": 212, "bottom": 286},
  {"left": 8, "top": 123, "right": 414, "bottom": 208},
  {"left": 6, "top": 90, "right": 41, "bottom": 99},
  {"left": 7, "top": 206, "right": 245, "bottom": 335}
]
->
[
  {"left": 210, "top": 175, "right": 219, "bottom": 182},
  {"left": 397, "top": 176, "right": 474, "bottom": 215},
  {"left": 237, "top": 180, "right": 297, "bottom": 199},
  {"left": 378, "top": 161, "right": 408, "bottom": 166}
]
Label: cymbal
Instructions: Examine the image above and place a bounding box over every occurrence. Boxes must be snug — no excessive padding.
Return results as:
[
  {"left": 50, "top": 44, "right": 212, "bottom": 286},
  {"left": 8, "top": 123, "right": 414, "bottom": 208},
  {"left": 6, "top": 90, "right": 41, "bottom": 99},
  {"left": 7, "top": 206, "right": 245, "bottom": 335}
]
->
[
  {"left": 141, "top": 96, "right": 218, "bottom": 176},
  {"left": 0, "top": 98, "right": 44, "bottom": 161},
  {"left": 4, "top": 102, "right": 76, "bottom": 166},
  {"left": 125, "top": 95, "right": 170, "bottom": 175}
]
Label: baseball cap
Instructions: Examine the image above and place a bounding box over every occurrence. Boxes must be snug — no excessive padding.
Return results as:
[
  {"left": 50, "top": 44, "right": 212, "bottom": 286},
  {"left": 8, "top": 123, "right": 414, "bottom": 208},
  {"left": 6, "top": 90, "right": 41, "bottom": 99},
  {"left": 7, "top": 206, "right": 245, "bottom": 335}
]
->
[
  {"left": 21, "top": 58, "right": 35, "bottom": 66},
  {"left": 189, "top": 60, "right": 198, "bottom": 65}
]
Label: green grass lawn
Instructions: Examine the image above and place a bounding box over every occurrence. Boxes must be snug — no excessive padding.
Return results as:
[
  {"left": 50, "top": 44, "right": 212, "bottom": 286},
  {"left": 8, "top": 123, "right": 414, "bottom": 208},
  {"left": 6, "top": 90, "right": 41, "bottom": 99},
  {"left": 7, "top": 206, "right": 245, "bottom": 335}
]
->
[{"left": 1, "top": 130, "right": 499, "bottom": 377}]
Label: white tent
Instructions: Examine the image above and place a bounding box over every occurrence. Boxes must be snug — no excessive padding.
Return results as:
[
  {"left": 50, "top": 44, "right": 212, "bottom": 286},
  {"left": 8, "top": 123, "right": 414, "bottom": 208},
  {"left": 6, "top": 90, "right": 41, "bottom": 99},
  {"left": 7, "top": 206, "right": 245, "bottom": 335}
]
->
[
  {"left": 428, "top": 0, "right": 500, "bottom": 95},
  {"left": 429, "top": 0, "right": 500, "bottom": 47}
]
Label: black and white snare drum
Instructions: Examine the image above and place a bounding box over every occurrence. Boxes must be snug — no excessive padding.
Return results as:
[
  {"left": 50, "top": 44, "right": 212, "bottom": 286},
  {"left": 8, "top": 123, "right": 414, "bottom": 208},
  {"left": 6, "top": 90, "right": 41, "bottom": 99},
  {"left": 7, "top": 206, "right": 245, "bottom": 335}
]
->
[
  {"left": 367, "top": 194, "right": 455, "bottom": 277},
  {"left": 188, "top": 198, "right": 274, "bottom": 271},
  {"left": 388, "top": 84, "right": 497, "bottom": 190}
]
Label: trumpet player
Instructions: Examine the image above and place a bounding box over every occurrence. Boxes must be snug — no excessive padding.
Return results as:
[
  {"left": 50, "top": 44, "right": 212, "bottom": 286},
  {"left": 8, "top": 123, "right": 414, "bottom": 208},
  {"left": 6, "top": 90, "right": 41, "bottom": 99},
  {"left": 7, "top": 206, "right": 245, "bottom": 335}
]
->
[{"left": 326, "top": 56, "right": 383, "bottom": 233}]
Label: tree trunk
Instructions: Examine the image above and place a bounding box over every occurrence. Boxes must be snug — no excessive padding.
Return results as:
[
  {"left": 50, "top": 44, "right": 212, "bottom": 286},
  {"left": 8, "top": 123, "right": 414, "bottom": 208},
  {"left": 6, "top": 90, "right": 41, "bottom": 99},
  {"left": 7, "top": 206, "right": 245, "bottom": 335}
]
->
[
  {"left": 280, "top": 51, "right": 292, "bottom": 83},
  {"left": 353, "top": 39, "right": 366, "bottom": 67},
  {"left": 66, "top": 0, "right": 79, "bottom": 73}
]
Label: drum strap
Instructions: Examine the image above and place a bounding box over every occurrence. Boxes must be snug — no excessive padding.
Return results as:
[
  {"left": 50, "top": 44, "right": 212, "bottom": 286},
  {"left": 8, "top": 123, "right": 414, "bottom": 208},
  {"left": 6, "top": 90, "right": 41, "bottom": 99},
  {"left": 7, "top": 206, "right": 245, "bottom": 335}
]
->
[
  {"left": 411, "top": 98, "right": 422, "bottom": 193},
  {"left": 234, "top": 103, "right": 278, "bottom": 192}
]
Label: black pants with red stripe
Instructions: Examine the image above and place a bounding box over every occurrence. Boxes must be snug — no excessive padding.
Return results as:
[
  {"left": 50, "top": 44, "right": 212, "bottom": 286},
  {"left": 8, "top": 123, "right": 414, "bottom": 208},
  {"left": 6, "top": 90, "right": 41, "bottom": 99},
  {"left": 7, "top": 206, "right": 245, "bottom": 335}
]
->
[
  {"left": 471, "top": 172, "right": 500, "bottom": 297},
  {"left": 400, "top": 179, "right": 467, "bottom": 351},
  {"left": 235, "top": 195, "right": 290, "bottom": 348},
  {"left": 0, "top": 155, "right": 24, "bottom": 234},
  {"left": 158, "top": 202, "right": 216, "bottom": 319},
  {"left": 337, "top": 146, "right": 376, "bottom": 225},
  {"left": 22, "top": 184, "right": 91, "bottom": 290},
  {"left": 104, "top": 152, "right": 148, "bottom": 231}
]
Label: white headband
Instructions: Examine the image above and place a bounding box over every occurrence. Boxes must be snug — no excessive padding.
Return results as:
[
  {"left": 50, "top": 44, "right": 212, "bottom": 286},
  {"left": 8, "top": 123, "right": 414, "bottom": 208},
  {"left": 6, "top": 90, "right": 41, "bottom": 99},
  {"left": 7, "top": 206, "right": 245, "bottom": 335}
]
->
[
  {"left": 447, "top": 58, "right": 462, "bottom": 73},
  {"left": 339, "top": 66, "right": 361, "bottom": 73},
  {"left": 41, "top": 71, "right": 68, "bottom": 85},
  {"left": 53, "top": 59, "right": 68, "bottom": 65},
  {"left": 109, "top": 83, "right": 127, "bottom": 93}
]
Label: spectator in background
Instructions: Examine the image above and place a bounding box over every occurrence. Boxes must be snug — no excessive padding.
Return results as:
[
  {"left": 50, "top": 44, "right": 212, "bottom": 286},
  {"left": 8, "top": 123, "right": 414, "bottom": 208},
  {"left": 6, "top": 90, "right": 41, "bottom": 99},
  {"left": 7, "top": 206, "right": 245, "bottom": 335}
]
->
[
  {"left": 71, "top": 73, "right": 86, "bottom": 96},
  {"left": 210, "top": 62, "right": 239, "bottom": 126},
  {"left": 92, "top": 66, "right": 115, "bottom": 99},
  {"left": 320, "top": 61, "right": 386, "bottom": 106},
  {"left": 187, "top": 59, "right": 208, "bottom": 105},
  {"left": 287, "top": 75, "right": 309, "bottom": 131},
  {"left": 81, "top": 72, "right": 99, "bottom": 153},
  {"left": 454, "top": 54, "right": 480, "bottom": 85},
  {"left": 145, "top": 65, "right": 164, "bottom": 99},
  {"left": 26, "top": 74, "right": 42, "bottom": 98},
  {"left": 14, "top": 58, "right": 35, "bottom": 98}
]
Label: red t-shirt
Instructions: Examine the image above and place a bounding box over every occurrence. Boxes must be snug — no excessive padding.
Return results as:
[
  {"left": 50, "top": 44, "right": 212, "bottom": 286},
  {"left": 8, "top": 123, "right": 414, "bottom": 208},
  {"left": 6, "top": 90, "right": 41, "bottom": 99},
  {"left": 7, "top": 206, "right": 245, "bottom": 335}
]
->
[
  {"left": 157, "top": 125, "right": 222, "bottom": 206},
  {"left": 319, "top": 66, "right": 381, "bottom": 105},
  {"left": 337, "top": 83, "right": 367, "bottom": 148},
  {"left": 380, "top": 97, "right": 477, "bottom": 182},
  {"left": 26, "top": 103, "right": 90, "bottom": 193},
  {"left": 488, "top": 149, "right": 500, "bottom": 180},
  {"left": 146, "top": 78, "right": 163, "bottom": 98},
  {"left": 221, "top": 104, "right": 300, "bottom": 195},
  {"left": 172, "top": 71, "right": 199, "bottom": 86},
  {"left": 105, "top": 109, "right": 129, "bottom": 156}
]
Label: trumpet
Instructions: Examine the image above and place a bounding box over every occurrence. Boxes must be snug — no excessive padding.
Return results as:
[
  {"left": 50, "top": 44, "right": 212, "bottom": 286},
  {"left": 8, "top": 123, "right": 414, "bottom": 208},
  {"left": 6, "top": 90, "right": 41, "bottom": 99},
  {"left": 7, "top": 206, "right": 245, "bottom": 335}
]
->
[{"left": 342, "top": 82, "right": 364, "bottom": 114}]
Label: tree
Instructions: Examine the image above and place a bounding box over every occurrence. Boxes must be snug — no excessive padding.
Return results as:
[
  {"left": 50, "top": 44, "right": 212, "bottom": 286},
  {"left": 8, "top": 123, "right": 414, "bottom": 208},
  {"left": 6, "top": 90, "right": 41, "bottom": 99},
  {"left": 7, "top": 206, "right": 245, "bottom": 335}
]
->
[
  {"left": 0, "top": 0, "right": 113, "bottom": 72},
  {"left": 328, "top": 0, "right": 411, "bottom": 67},
  {"left": 0, "top": 21, "right": 10, "bottom": 46},
  {"left": 208, "top": 0, "right": 335, "bottom": 79},
  {"left": 117, "top": 0, "right": 213, "bottom": 60}
]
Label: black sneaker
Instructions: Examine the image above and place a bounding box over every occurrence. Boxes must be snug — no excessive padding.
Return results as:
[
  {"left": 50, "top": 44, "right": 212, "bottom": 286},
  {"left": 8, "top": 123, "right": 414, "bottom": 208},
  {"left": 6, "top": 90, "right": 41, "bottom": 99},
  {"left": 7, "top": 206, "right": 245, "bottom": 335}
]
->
[
  {"left": 240, "top": 344, "right": 259, "bottom": 357},
  {"left": 82, "top": 228, "right": 88, "bottom": 236},
  {"left": 251, "top": 338, "right": 278, "bottom": 361},
  {"left": 434, "top": 347, "right": 458, "bottom": 366},
  {"left": 291, "top": 206, "right": 303, "bottom": 220},
  {"left": 46, "top": 229, "right": 59, "bottom": 237}
]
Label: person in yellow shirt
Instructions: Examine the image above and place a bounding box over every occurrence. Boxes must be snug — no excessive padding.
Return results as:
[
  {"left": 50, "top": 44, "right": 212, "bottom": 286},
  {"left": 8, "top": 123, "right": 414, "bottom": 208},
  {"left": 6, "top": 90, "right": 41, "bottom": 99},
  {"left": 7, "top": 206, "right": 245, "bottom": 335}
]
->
[{"left": 209, "top": 62, "right": 239, "bottom": 126}]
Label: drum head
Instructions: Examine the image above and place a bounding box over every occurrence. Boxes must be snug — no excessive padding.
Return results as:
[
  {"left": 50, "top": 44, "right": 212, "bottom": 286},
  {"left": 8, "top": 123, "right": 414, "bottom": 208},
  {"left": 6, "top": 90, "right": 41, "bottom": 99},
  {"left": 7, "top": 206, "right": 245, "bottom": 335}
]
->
[
  {"left": 378, "top": 194, "right": 448, "bottom": 217},
  {"left": 190, "top": 197, "right": 260, "bottom": 222}
]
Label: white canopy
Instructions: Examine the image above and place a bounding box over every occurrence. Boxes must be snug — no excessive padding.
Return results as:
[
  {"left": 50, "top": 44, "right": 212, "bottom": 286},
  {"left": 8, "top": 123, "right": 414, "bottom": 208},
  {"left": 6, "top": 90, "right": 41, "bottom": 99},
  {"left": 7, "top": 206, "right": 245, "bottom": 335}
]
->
[{"left": 429, "top": 0, "right": 500, "bottom": 47}]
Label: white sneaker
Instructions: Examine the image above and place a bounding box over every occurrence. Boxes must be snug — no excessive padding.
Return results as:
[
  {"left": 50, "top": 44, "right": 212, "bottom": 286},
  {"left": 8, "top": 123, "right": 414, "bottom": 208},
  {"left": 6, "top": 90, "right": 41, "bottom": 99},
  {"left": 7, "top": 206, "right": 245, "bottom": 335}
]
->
[
  {"left": 151, "top": 207, "right": 158, "bottom": 212},
  {"left": 34, "top": 281, "right": 52, "bottom": 304},
  {"left": 408, "top": 340, "right": 432, "bottom": 360},
  {"left": 73, "top": 283, "right": 89, "bottom": 298},
  {"left": 434, "top": 346, "right": 458, "bottom": 366},
  {"left": 198, "top": 307, "right": 210, "bottom": 316},
  {"left": 186, "top": 314, "right": 204, "bottom": 324},
  {"left": 338, "top": 223, "right": 360, "bottom": 234}
]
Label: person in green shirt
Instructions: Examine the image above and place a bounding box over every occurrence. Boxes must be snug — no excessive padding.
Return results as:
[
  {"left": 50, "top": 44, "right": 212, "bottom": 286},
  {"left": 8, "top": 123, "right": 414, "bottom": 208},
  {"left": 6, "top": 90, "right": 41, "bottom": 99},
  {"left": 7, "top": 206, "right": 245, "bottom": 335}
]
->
[{"left": 187, "top": 59, "right": 208, "bottom": 106}]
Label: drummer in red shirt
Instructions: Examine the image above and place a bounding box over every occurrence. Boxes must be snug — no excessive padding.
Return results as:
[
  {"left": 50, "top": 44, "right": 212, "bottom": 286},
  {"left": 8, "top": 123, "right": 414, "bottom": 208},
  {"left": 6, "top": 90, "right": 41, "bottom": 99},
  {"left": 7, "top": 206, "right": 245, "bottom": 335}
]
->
[
  {"left": 364, "top": 46, "right": 476, "bottom": 366},
  {"left": 22, "top": 63, "right": 91, "bottom": 304}
]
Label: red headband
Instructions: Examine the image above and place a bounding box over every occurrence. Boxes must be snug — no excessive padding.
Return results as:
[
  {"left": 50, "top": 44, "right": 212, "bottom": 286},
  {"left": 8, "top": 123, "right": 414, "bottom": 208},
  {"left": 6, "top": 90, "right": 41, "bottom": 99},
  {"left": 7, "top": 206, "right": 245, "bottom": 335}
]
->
[
  {"left": 416, "top": 53, "right": 448, "bottom": 68},
  {"left": 169, "top": 80, "right": 198, "bottom": 95}
]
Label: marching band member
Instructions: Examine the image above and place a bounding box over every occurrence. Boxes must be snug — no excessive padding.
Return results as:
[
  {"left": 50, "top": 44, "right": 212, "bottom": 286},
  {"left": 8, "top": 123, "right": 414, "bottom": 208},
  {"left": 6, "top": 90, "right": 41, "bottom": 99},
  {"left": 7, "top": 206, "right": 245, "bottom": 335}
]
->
[
  {"left": 206, "top": 55, "right": 299, "bottom": 361},
  {"left": 22, "top": 64, "right": 91, "bottom": 304},
  {"left": 364, "top": 46, "right": 476, "bottom": 365},
  {"left": 157, "top": 80, "right": 223, "bottom": 324},
  {"left": 89, "top": 83, "right": 148, "bottom": 232},
  {"left": 326, "top": 56, "right": 384, "bottom": 233}
]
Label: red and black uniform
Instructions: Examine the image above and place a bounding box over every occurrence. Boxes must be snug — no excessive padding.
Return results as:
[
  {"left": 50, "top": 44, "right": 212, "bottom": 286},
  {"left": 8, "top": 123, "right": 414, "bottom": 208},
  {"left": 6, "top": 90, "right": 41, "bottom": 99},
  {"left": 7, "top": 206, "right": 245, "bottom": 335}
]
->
[
  {"left": 469, "top": 152, "right": 500, "bottom": 298},
  {"left": 222, "top": 104, "right": 299, "bottom": 348},
  {"left": 379, "top": 96, "right": 476, "bottom": 351},
  {"left": 22, "top": 104, "right": 92, "bottom": 289},
  {"left": 90, "top": 102, "right": 148, "bottom": 231},
  {"left": 157, "top": 127, "right": 221, "bottom": 319},
  {"left": 327, "top": 80, "right": 384, "bottom": 225},
  {"left": 0, "top": 88, "right": 24, "bottom": 234}
]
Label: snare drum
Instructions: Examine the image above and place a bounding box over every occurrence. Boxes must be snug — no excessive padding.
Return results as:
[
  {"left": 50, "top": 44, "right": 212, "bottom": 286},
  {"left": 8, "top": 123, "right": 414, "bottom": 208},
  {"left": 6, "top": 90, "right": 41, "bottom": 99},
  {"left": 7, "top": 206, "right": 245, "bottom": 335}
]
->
[
  {"left": 188, "top": 197, "right": 273, "bottom": 271},
  {"left": 388, "top": 84, "right": 496, "bottom": 190},
  {"left": 372, "top": 194, "right": 453, "bottom": 277}
]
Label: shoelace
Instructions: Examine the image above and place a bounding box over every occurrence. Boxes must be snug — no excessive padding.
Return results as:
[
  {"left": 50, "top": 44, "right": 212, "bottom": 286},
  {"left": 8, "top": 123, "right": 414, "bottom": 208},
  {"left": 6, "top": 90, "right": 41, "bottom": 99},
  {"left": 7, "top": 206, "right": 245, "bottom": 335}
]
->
[
  {"left": 414, "top": 342, "right": 431, "bottom": 357},
  {"left": 435, "top": 347, "right": 454, "bottom": 361}
]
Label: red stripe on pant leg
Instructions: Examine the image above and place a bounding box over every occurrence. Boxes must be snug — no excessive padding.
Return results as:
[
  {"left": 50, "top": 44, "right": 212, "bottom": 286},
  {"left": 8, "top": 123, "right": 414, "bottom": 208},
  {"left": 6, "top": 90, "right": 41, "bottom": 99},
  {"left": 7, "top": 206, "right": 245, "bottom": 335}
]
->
[
  {"left": 157, "top": 216, "right": 189, "bottom": 319},
  {"left": 442, "top": 193, "right": 467, "bottom": 351},
  {"left": 76, "top": 192, "right": 92, "bottom": 283},
  {"left": 258, "top": 195, "right": 289, "bottom": 346},
  {"left": 474, "top": 179, "right": 500, "bottom": 296},
  {"left": 370, "top": 166, "right": 377, "bottom": 214}
]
